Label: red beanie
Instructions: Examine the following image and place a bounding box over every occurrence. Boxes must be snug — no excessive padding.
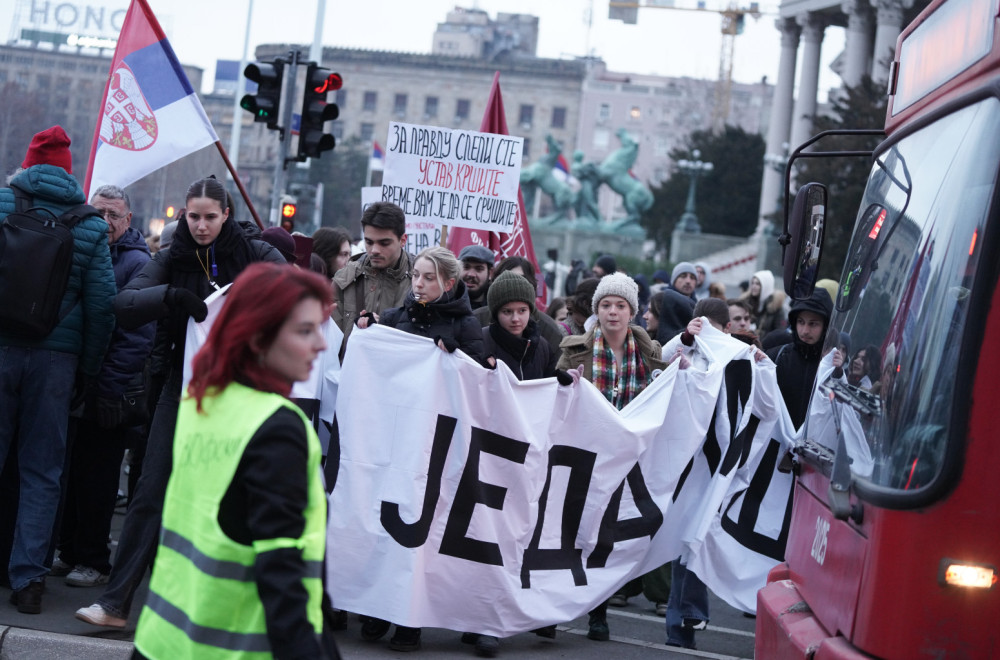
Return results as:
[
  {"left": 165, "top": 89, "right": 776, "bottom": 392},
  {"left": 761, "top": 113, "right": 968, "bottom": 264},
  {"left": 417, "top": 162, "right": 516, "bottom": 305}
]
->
[{"left": 22, "top": 126, "right": 73, "bottom": 173}]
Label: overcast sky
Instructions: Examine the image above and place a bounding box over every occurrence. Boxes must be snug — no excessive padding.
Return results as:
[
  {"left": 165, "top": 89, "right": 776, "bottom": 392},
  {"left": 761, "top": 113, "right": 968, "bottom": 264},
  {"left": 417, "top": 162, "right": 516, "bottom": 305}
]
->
[{"left": 5, "top": 0, "right": 846, "bottom": 98}]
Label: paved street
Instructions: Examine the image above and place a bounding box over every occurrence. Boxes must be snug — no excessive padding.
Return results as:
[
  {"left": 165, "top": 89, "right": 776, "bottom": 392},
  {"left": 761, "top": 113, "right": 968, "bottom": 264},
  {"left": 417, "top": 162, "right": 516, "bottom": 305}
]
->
[{"left": 1, "top": 501, "right": 756, "bottom": 659}]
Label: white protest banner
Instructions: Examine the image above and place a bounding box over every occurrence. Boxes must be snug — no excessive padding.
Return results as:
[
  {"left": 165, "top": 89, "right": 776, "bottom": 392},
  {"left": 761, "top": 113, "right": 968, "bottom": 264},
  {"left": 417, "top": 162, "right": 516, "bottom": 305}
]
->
[
  {"left": 380, "top": 122, "right": 523, "bottom": 232},
  {"left": 361, "top": 186, "right": 440, "bottom": 256},
  {"left": 326, "top": 324, "right": 791, "bottom": 635}
]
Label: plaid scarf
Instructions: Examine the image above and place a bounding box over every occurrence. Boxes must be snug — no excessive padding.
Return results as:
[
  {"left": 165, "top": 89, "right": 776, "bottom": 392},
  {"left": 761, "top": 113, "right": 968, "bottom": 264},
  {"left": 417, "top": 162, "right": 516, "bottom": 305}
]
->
[{"left": 592, "top": 327, "right": 649, "bottom": 410}]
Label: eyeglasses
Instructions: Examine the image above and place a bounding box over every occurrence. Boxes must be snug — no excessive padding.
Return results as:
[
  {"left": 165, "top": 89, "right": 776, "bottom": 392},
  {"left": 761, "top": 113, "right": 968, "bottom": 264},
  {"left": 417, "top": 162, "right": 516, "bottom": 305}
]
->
[{"left": 98, "top": 209, "right": 127, "bottom": 221}]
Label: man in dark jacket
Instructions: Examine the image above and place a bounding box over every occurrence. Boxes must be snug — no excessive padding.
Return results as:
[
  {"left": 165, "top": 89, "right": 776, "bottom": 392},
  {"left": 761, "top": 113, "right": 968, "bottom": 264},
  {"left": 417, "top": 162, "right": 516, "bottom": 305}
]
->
[
  {"left": 459, "top": 244, "right": 494, "bottom": 311},
  {"left": 0, "top": 126, "right": 117, "bottom": 613},
  {"left": 54, "top": 185, "right": 156, "bottom": 588},
  {"left": 766, "top": 288, "right": 834, "bottom": 428}
]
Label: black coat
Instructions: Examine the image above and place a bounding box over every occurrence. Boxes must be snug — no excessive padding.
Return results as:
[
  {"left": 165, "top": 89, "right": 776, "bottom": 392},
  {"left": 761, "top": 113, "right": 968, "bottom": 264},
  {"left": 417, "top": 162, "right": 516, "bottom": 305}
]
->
[
  {"left": 482, "top": 321, "right": 558, "bottom": 381},
  {"left": 114, "top": 215, "right": 285, "bottom": 374},
  {"left": 380, "top": 280, "right": 485, "bottom": 364},
  {"left": 765, "top": 288, "right": 833, "bottom": 428}
]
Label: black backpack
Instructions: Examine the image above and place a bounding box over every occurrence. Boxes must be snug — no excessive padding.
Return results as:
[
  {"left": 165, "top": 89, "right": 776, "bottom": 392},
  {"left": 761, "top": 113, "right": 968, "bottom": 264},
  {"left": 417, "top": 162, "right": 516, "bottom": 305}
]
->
[{"left": 0, "top": 188, "right": 101, "bottom": 337}]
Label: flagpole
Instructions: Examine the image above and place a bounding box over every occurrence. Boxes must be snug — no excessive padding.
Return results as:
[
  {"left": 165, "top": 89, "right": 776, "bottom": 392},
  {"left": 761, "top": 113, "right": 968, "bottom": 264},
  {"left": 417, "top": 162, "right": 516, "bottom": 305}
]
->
[{"left": 214, "top": 140, "right": 264, "bottom": 230}]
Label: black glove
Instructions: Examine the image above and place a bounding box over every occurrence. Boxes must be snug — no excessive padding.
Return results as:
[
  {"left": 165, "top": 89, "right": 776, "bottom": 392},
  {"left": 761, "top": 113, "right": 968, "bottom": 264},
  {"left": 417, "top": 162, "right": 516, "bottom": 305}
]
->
[
  {"left": 555, "top": 369, "right": 573, "bottom": 386},
  {"left": 166, "top": 287, "right": 208, "bottom": 322},
  {"left": 96, "top": 395, "right": 123, "bottom": 429},
  {"left": 355, "top": 311, "right": 377, "bottom": 327},
  {"left": 434, "top": 335, "right": 459, "bottom": 353},
  {"left": 69, "top": 375, "right": 95, "bottom": 413}
]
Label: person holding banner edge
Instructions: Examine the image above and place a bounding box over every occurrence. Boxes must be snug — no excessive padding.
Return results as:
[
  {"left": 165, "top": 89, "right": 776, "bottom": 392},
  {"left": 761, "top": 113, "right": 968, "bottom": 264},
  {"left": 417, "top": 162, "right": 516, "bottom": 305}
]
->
[
  {"left": 557, "top": 273, "right": 666, "bottom": 641},
  {"left": 355, "top": 245, "right": 484, "bottom": 651},
  {"left": 76, "top": 176, "right": 285, "bottom": 629}
]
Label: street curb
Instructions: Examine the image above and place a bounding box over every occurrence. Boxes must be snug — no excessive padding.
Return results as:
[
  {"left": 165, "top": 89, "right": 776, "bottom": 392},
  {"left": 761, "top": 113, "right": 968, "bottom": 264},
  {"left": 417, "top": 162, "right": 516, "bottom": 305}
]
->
[{"left": 0, "top": 626, "right": 133, "bottom": 660}]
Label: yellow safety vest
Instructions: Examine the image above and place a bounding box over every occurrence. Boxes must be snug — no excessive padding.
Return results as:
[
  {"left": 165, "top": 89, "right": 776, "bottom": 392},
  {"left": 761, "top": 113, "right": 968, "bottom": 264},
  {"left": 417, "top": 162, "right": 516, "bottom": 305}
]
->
[{"left": 134, "top": 382, "right": 326, "bottom": 659}]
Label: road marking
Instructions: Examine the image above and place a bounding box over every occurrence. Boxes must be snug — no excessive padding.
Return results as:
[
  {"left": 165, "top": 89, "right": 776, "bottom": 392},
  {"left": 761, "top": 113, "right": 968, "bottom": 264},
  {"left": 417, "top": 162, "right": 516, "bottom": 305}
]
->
[
  {"left": 558, "top": 626, "right": 753, "bottom": 659},
  {"left": 605, "top": 609, "right": 756, "bottom": 638}
]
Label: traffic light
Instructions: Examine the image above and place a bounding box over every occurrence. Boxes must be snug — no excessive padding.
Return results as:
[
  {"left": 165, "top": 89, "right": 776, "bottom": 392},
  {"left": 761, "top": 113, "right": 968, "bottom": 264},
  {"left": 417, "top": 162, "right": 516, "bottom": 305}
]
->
[
  {"left": 281, "top": 201, "right": 297, "bottom": 221},
  {"left": 297, "top": 63, "right": 342, "bottom": 160},
  {"left": 241, "top": 59, "right": 284, "bottom": 128}
]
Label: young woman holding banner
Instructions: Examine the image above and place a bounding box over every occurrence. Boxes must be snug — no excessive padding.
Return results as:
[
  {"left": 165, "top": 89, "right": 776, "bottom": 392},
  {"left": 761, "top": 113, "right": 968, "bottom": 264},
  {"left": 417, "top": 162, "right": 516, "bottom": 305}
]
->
[{"left": 557, "top": 272, "right": 666, "bottom": 642}]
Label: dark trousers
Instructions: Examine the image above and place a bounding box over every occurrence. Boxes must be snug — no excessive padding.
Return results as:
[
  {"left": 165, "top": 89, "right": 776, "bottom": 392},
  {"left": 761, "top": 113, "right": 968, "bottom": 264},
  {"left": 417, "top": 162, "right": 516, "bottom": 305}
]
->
[
  {"left": 57, "top": 419, "right": 129, "bottom": 574},
  {"left": 96, "top": 371, "right": 180, "bottom": 618}
]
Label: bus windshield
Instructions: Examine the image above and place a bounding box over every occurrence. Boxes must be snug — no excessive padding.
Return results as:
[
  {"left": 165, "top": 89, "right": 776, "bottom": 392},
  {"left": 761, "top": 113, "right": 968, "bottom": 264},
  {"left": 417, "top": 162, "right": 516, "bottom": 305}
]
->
[{"left": 808, "top": 97, "right": 1000, "bottom": 501}]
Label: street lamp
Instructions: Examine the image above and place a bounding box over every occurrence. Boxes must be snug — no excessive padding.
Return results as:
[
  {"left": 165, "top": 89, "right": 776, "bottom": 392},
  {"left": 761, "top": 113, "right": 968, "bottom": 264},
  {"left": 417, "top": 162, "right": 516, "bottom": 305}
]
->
[{"left": 676, "top": 149, "right": 714, "bottom": 233}]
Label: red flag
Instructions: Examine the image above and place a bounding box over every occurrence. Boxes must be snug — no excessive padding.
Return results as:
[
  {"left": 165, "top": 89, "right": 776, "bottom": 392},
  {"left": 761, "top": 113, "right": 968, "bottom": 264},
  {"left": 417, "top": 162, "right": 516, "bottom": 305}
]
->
[{"left": 447, "top": 72, "right": 548, "bottom": 309}]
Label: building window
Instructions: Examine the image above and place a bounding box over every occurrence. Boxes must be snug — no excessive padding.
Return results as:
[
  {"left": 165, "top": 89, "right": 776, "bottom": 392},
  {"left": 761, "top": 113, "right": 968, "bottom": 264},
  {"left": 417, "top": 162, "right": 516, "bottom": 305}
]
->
[
  {"left": 331, "top": 121, "right": 344, "bottom": 139},
  {"left": 360, "top": 123, "right": 375, "bottom": 142},
  {"left": 424, "top": 96, "right": 439, "bottom": 118},
  {"left": 393, "top": 93, "right": 407, "bottom": 116},
  {"left": 363, "top": 91, "right": 377, "bottom": 112},
  {"left": 551, "top": 106, "right": 566, "bottom": 129},
  {"left": 522, "top": 138, "right": 531, "bottom": 158},
  {"left": 593, "top": 128, "right": 610, "bottom": 149},
  {"left": 456, "top": 98, "right": 470, "bottom": 120},
  {"left": 629, "top": 106, "right": 641, "bottom": 120},
  {"left": 335, "top": 88, "right": 347, "bottom": 105},
  {"left": 598, "top": 103, "right": 611, "bottom": 122},
  {"left": 518, "top": 104, "right": 534, "bottom": 128}
]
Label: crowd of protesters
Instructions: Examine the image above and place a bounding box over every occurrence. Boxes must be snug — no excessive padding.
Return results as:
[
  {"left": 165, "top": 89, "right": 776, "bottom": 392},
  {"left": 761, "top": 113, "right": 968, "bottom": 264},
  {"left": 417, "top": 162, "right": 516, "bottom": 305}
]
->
[{"left": 0, "top": 126, "right": 861, "bottom": 658}]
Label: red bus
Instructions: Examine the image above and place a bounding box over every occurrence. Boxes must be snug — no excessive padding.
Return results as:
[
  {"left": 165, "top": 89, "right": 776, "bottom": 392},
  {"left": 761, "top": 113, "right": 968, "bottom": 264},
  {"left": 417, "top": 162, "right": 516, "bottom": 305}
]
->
[{"left": 756, "top": 0, "right": 1000, "bottom": 656}]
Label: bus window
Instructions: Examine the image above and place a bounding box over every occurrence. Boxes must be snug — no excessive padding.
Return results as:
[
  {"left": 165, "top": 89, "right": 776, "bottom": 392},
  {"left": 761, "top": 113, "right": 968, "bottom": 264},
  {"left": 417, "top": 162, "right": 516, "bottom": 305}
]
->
[{"left": 809, "top": 97, "right": 1000, "bottom": 502}]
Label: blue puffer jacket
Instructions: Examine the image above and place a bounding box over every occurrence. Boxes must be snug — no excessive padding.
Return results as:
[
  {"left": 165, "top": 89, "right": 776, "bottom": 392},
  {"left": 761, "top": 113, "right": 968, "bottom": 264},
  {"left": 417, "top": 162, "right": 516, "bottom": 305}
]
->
[
  {"left": 0, "top": 165, "right": 117, "bottom": 377},
  {"left": 97, "top": 226, "right": 155, "bottom": 397}
]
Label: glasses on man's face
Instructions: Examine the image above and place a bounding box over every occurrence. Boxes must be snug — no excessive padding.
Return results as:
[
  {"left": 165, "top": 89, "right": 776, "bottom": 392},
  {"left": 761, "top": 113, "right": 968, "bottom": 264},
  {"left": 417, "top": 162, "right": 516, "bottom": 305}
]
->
[{"left": 98, "top": 209, "right": 127, "bottom": 221}]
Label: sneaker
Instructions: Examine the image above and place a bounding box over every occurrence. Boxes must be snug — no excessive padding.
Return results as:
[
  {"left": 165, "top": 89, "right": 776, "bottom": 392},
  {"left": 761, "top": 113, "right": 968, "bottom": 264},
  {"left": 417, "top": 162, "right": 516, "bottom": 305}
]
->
[
  {"left": 587, "top": 613, "right": 609, "bottom": 641},
  {"left": 75, "top": 603, "right": 127, "bottom": 629},
  {"left": 388, "top": 626, "right": 422, "bottom": 652},
  {"left": 49, "top": 558, "right": 73, "bottom": 577},
  {"left": 655, "top": 602, "right": 667, "bottom": 617},
  {"left": 475, "top": 635, "right": 499, "bottom": 657},
  {"left": 608, "top": 592, "right": 628, "bottom": 607},
  {"left": 682, "top": 617, "right": 708, "bottom": 631},
  {"left": 360, "top": 617, "right": 391, "bottom": 641},
  {"left": 65, "top": 566, "right": 110, "bottom": 587},
  {"left": 9, "top": 581, "right": 43, "bottom": 614}
]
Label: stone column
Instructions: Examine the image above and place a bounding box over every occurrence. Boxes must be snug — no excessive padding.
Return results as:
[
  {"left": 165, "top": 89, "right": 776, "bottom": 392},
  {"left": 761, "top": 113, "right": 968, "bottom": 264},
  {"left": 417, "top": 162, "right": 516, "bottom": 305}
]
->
[
  {"left": 871, "top": 0, "right": 911, "bottom": 85},
  {"left": 788, "top": 13, "right": 827, "bottom": 153},
  {"left": 756, "top": 17, "right": 801, "bottom": 235},
  {"left": 841, "top": 0, "right": 873, "bottom": 88}
]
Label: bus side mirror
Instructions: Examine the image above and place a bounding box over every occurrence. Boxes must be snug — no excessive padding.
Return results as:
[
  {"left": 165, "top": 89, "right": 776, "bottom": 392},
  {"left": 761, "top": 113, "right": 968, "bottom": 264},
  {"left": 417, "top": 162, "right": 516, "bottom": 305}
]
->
[{"left": 784, "top": 183, "right": 827, "bottom": 300}]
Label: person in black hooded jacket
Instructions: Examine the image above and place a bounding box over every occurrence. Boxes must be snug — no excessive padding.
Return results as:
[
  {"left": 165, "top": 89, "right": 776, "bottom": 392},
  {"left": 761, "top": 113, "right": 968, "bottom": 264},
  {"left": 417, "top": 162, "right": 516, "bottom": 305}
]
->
[
  {"left": 482, "top": 271, "right": 560, "bottom": 380},
  {"left": 77, "top": 176, "right": 285, "bottom": 630},
  {"left": 765, "top": 287, "right": 834, "bottom": 429}
]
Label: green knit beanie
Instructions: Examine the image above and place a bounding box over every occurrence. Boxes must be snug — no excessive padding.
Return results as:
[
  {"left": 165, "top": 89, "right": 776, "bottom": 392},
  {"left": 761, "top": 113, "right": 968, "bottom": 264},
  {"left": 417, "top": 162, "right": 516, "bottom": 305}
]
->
[{"left": 487, "top": 271, "right": 536, "bottom": 319}]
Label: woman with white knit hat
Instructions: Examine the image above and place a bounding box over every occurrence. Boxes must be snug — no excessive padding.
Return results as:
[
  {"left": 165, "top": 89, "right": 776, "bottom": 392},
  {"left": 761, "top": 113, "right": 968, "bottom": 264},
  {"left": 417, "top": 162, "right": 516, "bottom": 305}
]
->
[{"left": 556, "top": 272, "right": 666, "bottom": 641}]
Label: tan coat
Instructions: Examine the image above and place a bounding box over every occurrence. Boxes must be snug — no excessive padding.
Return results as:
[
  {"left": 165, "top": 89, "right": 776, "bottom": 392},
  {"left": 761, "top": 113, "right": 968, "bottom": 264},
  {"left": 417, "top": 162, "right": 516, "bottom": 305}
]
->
[
  {"left": 332, "top": 250, "right": 414, "bottom": 348},
  {"left": 557, "top": 325, "right": 666, "bottom": 383}
]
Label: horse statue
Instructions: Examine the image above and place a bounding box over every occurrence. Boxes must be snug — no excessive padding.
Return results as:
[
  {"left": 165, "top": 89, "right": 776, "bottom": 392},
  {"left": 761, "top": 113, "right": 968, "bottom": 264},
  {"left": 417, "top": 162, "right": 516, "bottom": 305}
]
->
[
  {"left": 519, "top": 135, "right": 574, "bottom": 220},
  {"left": 598, "top": 128, "right": 654, "bottom": 225},
  {"left": 571, "top": 150, "right": 602, "bottom": 224}
]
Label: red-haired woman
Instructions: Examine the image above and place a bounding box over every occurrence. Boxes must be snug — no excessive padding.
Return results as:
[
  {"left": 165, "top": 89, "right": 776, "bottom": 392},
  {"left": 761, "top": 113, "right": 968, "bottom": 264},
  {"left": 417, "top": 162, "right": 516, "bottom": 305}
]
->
[{"left": 131, "top": 262, "right": 339, "bottom": 659}]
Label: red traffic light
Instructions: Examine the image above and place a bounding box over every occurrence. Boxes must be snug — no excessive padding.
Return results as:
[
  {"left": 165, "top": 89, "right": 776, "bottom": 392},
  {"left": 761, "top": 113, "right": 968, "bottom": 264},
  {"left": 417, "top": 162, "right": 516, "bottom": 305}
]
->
[
  {"left": 313, "top": 72, "right": 343, "bottom": 94},
  {"left": 281, "top": 203, "right": 297, "bottom": 218}
]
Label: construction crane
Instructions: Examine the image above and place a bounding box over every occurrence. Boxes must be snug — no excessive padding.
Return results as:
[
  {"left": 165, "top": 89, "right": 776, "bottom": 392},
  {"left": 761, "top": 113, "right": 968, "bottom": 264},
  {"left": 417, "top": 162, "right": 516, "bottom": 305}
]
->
[{"left": 609, "top": 0, "right": 768, "bottom": 131}]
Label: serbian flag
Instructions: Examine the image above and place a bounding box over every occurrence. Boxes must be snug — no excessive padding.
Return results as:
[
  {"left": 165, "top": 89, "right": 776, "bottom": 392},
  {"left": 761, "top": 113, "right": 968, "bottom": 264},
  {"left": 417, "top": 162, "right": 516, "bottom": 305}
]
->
[
  {"left": 552, "top": 152, "right": 570, "bottom": 182},
  {"left": 447, "top": 72, "right": 548, "bottom": 309},
  {"left": 85, "top": 0, "right": 218, "bottom": 196},
  {"left": 370, "top": 140, "right": 385, "bottom": 171}
]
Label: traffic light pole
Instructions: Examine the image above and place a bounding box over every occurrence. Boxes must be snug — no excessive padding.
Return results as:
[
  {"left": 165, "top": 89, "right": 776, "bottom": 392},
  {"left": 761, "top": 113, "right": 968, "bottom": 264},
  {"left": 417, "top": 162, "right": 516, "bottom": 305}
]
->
[{"left": 268, "top": 50, "right": 302, "bottom": 227}]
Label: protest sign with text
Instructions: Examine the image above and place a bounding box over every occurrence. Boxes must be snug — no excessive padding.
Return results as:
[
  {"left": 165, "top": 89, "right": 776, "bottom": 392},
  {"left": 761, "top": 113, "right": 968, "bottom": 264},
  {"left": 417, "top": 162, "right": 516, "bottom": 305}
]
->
[
  {"left": 380, "top": 122, "right": 523, "bottom": 232},
  {"left": 326, "top": 324, "right": 795, "bottom": 635}
]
